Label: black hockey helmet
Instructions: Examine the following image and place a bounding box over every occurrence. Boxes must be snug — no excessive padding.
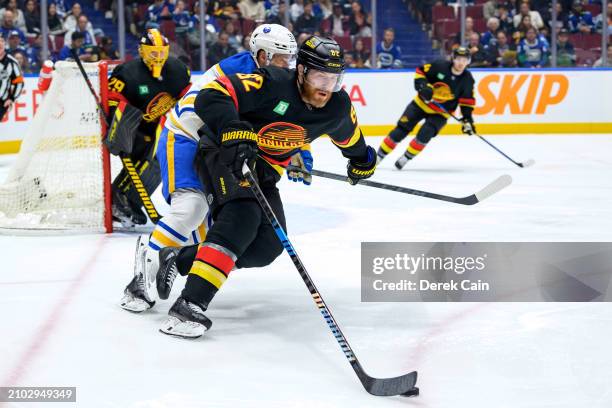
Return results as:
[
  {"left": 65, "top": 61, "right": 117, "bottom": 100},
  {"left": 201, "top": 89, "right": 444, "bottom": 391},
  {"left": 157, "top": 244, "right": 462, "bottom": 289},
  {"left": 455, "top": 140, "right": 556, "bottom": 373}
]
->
[
  {"left": 452, "top": 46, "right": 471, "bottom": 62},
  {"left": 297, "top": 36, "right": 345, "bottom": 74}
]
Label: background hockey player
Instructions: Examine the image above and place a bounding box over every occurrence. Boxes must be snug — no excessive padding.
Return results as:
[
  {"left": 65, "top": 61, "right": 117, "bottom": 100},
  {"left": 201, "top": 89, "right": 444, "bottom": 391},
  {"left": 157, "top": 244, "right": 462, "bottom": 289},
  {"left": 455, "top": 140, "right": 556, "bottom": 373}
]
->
[
  {"left": 106, "top": 29, "right": 191, "bottom": 226},
  {"left": 158, "top": 36, "right": 377, "bottom": 338},
  {"left": 376, "top": 46, "right": 476, "bottom": 169},
  {"left": 120, "top": 24, "right": 299, "bottom": 313},
  {"left": 0, "top": 36, "right": 23, "bottom": 120}
]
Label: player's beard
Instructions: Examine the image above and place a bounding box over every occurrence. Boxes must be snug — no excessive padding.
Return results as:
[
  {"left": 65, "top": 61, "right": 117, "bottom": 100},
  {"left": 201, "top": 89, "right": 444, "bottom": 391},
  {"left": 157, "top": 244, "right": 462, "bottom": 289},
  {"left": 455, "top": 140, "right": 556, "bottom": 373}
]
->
[{"left": 299, "top": 80, "right": 332, "bottom": 109}]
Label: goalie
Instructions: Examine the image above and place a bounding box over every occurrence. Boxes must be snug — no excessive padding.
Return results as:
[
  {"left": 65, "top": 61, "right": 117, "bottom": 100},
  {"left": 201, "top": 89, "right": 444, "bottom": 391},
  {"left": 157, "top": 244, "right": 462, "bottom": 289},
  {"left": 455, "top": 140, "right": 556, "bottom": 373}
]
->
[{"left": 106, "top": 29, "right": 191, "bottom": 226}]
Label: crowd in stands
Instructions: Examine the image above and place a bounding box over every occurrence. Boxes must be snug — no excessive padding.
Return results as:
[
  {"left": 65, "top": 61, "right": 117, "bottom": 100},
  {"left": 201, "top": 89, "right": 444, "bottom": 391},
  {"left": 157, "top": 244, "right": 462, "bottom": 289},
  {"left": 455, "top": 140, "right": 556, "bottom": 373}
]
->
[
  {"left": 411, "top": 0, "right": 611, "bottom": 67},
  {"left": 0, "top": 0, "right": 119, "bottom": 73}
]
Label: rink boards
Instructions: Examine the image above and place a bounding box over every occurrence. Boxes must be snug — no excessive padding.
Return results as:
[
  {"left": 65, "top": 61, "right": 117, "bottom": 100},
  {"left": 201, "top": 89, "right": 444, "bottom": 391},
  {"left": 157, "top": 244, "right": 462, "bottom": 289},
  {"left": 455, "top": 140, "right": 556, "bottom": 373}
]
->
[{"left": 1, "top": 68, "right": 611, "bottom": 154}]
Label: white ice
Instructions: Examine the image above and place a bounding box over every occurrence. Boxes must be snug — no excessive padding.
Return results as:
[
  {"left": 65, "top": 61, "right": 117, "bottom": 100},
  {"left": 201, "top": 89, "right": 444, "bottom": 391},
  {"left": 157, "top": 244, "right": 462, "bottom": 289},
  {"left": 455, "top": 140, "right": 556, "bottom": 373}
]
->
[{"left": 1, "top": 135, "right": 611, "bottom": 408}]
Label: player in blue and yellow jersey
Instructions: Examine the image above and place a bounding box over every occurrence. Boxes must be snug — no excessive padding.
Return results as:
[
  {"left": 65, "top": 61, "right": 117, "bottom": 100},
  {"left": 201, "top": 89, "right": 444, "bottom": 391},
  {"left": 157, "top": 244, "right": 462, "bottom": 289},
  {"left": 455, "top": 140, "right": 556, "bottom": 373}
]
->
[{"left": 120, "top": 24, "right": 299, "bottom": 313}]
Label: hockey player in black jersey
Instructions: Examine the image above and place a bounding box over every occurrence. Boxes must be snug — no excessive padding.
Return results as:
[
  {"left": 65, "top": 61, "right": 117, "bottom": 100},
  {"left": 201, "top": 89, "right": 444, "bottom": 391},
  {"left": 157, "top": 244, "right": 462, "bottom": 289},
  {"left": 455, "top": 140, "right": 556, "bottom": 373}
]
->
[
  {"left": 159, "top": 36, "right": 377, "bottom": 338},
  {"left": 376, "top": 46, "right": 477, "bottom": 169},
  {"left": 106, "top": 29, "right": 191, "bottom": 225}
]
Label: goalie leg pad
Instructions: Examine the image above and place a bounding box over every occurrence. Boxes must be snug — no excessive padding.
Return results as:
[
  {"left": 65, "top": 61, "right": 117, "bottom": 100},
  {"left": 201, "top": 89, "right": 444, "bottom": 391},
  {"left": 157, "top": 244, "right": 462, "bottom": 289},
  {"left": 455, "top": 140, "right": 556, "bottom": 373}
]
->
[{"left": 105, "top": 101, "right": 142, "bottom": 155}]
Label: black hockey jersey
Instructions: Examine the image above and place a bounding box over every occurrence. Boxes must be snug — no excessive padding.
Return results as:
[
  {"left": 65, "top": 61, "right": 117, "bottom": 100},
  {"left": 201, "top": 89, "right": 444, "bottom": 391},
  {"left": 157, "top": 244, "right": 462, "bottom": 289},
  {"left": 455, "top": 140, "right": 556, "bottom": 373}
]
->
[
  {"left": 195, "top": 66, "right": 369, "bottom": 172},
  {"left": 414, "top": 59, "right": 475, "bottom": 118},
  {"left": 107, "top": 56, "right": 191, "bottom": 136}
]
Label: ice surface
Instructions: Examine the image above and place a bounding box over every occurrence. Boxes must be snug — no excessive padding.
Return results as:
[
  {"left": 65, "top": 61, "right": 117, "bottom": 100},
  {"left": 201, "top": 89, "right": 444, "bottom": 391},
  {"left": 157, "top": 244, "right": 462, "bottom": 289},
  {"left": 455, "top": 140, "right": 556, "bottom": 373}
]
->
[{"left": 1, "top": 135, "right": 611, "bottom": 408}]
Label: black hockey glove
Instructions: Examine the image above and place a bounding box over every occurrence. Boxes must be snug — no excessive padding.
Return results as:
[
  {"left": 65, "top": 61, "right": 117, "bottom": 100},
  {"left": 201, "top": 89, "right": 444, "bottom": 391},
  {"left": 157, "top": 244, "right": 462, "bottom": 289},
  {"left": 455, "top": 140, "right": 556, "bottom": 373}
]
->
[
  {"left": 418, "top": 84, "right": 434, "bottom": 103},
  {"left": 347, "top": 145, "right": 376, "bottom": 185},
  {"left": 460, "top": 116, "right": 476, "bottom": 135},
  {"left": 219, "top": 120, "right": 259, "bottom": 179}
]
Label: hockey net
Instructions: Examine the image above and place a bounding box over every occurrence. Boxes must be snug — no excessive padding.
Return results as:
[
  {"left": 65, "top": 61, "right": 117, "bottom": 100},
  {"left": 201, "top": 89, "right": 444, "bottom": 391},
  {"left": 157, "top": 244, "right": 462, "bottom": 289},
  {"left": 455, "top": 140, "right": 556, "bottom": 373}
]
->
[{"left": 0, "top": 61, "right": 116, "bottom": 233}]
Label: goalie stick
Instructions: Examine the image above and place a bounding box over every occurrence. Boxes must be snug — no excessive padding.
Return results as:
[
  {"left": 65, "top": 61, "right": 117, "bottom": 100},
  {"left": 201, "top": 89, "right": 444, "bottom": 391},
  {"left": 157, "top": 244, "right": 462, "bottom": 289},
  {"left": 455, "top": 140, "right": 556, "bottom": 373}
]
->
[
  {"left": 286, "top": 165, "right": 512, "bottom": 205},
  {"left": 432, "top": 101, "right": 535, "bottom": 168},
  {"left": 242, "top": 162, "right": 419, "bottom": 397},
  {"left": 71, "top": 51, "right": 160, "bottom": 224}
]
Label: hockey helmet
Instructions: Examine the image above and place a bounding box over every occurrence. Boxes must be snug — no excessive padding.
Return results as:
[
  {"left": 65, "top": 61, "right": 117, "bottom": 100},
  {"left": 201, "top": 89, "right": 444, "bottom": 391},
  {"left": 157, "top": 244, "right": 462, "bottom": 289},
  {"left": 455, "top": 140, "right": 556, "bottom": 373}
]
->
[
  {"left": 297, "top": 36, "right": 345, "bottom": 92},
  {"left": 452, "top": 46, "right": 471, "bottom": 63},
  {"left": 139, "top": 29, "right": 170, "bottom": 79},
  {"left": 250, "top": 24, "right": 297, "bottom": 68}
]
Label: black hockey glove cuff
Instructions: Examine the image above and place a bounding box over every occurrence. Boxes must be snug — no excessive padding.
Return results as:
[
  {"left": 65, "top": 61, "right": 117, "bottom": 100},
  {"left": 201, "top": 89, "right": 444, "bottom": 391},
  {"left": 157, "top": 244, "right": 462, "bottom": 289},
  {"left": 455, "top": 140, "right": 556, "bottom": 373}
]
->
[
  {"left": 219, "top": 120, "right": 259, "bottom": 179},
  {"left": 418, "top": 84, "right": 434, "bottom": 103},
  {"left": 347, "top": 145, "right": 376, "bottom": 185},
  {"left": 460, "top": 116, "right": 476, "bottom": 135}
]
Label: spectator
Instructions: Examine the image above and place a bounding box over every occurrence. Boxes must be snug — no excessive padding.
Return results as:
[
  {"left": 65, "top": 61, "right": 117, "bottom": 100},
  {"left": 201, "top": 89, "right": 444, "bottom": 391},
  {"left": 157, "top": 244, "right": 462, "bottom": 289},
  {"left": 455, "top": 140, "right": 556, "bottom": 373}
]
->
[
  {"left": 65, "top": 15, "right": 95, "bottom": 47},
  {"left": 63, "top": 3, "right": 85, "bottom": 32},
  {"left": 48, "top": 3, "right": 65, "bottom": 35},
  {"left": 58, "top": 31, "right": 95, "bottom": 62},
  {"left": 54, "top": 0, "right": 69, "bottom": 19},
  {"left": 377, "top": 27, "right": 402, "bottom": 68},
  {"left": 324, "top": 2, "right": 346, "bottom": 37},
  {"left": 514, "top": 13, "right": 533, "bottom": 43},
  {"left": 495, "top": 3, "right": 515, "bottom": 34},
  {"left": 173, "top": 0, "right": 192, "bottom": 34},
  {"left": 0, "top": 0, "right": 26, "bottom": 33},
  {"left": 147, "top": 0, "right": 175, "bottom": 27},
  {"left": 238, "top": 0, "right": 266, "bottom": 21},
  {"left": 295, "top": 1, "right": 319, "bottom": 34},
  {"left": 267, "top": 1, "right": 290, "bottom": 26},
  {"left": 25, "top": 32, "right": 42, "bottom": 71},
  {"left": 318, "top": 0, "right": 333, "bottom": 19},
  {"left": 348, "top": 1, "right": 371, "bottom": 36},
  {"left": 454, "top": 16, "right": 477, "bottom": 46},
  {"left": 594, "top": 3, "right": 612, "bottom": 35},
  {"left": 484, "top": 0, "right": 499, "bottom": 21},
  {"left": 487, "top": 30, "right": 517, "bottom": 66},
  {"left": 549, "top": 2, "right": 569, "bottom": 33},
  {"left": 6, "top": 30, "right": 25, "bottom": 55},
  {"left": 99, "top": 36, "right": 120, "bottom": 60},
  {"left": 593, "top": 44, "right": 612, "bottom": 67},
  {"left": 481, "top": 17, "right": 501, "bottom": 48},
  {"left": 296, "top": 31, "right": 310, "bottom": 46},
  {"left": 209, "top": 0, "right": 240, "bottom": 21},
  {"left": 290, "top": 0, "right": 304, "bottom": 22},
  {"left": 555, "top": 28, "right": 576, "bottom": 66},
  {"left": 468, "top": 32, "right": 491, "bottom": 66},
  {"left": 23, "top": 0, "right": 40, "bottom": 36},
  {"left": 568, "top": 0, "right": 594, "bottom": 33},
  {"left": 344, "top": 52, "right": 355, "bottom": 67},
  {"left": 223, "top": 21, "right": 243, "bottom": 50},
  {"left": 238, "top": 34, "right": 250, "bottom": 52},
  {"left": 513, "top": 1, "right": 544, "bottom": 29},
  {"left": 208, "top": 31, "right": 237, "bottom": 65},
  {"left": 1, "top": 11, "right": 26, "bottom": 43},
  {"left": 351, "top": 36, "right": 370, "bottom": 68},
  {"left": 518, "top": 26, "right": 548, "bottom": 67}
]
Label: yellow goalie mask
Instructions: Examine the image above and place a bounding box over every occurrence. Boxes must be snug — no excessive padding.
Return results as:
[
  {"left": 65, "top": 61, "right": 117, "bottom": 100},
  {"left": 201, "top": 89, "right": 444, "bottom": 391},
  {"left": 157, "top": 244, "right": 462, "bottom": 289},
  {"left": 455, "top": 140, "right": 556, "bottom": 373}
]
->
[{"left": 139, "top": 29, "right": 169, "bottom": 79}]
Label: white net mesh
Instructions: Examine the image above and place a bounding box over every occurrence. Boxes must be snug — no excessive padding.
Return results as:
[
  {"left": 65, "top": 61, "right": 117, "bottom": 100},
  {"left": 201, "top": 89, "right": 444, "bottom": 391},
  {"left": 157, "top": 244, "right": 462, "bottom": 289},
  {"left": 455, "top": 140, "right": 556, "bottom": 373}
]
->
[{"left": 0, "top": 61, "right": 108, "bottom": 232}]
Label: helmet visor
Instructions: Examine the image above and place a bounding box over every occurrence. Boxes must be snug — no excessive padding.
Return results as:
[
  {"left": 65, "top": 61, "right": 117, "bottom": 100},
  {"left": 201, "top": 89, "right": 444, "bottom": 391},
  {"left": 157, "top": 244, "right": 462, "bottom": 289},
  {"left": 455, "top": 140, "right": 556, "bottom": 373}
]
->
[
  {"left": 304, "top": 68, "right": 344, "bottom": 92},
  {"left": 271, "top": 53, "right": 297, "bottom": 69}
]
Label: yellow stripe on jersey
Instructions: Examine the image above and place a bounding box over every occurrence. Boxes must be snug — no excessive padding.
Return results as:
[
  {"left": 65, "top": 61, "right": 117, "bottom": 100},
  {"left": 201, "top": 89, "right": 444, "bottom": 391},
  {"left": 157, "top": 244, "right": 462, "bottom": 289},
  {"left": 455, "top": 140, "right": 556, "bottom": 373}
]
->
[
  {"left": 203, "top": 80, "right": 231, "bottom": 97},
  {"left": 167, "top": 131, "right": 176, "bottom": 193},
  {"left": 414, "top": 73, "right": 426, "bottom": 80},
  {"left": 414, "top": 97, "right": 450, "bottom": 118},
  {"left": 197, "top": 223, "right": 207, "bottom": 242},
  {"left": 190, "top": 261, "right": 227, "bottom": 289},
  {"left": 214, "top": 64, "right": 225, "bottom": 77},
  {"left": 330, "top": 124, "right": 362, "bottom": 149},
  {"left": 151, "top": 228, "right": 183, "bottom": 247},
  {"left": 179, "top": 96, "right": 197, "bottom": 108}
]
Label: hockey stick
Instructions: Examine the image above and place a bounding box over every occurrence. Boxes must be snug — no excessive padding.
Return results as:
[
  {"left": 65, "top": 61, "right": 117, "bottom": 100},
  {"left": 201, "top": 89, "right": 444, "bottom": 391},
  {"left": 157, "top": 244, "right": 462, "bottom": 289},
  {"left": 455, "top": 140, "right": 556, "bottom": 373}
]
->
[
  {"left": 242, "top": 162, "right": 419, "bottom": 397},
  {"left": 431, "top": 101, "right": 535, "bottom": 168},
  {"left": 71, "top": 50, "right": 160, "bottom": 223},
  {"left": 286, "top": 165, "right": 511, "bottom": 205}
]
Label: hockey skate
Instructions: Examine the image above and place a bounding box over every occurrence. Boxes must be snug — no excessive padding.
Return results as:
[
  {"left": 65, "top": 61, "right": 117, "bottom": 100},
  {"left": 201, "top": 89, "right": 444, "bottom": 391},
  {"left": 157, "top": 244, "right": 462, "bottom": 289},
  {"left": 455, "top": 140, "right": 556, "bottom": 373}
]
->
[
  {"left": 394, "top": 154, "right": 411, "bottom": 170},
  {"left": 160, "top": 297, "right": 212, "bottom": 339},
  {"left": 119, "top": 235, "right": 158, "bottom": 312},
  {"left": 157, "top": 246, "right": 181, "bottom": 300},
  {"left": 112, "top": 188, "right": 147, "bottom": 227}
]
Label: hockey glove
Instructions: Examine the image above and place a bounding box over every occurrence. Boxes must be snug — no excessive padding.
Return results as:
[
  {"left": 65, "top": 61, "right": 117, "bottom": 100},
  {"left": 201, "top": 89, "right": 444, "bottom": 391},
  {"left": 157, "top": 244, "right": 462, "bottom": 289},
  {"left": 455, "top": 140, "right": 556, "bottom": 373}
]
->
[
  {"left": 460, "top": 116, "right": 476, "bottom": 135},
  {"left": 418, "top": 84, "right": 434, "bottom": 103},
  {"left": 287, "top": 149, "right": 313, "bottom": 185},
  {"left": 347, "top": 145, "right": 376, "bottom": 185},
  {"left": 219, "top": 120, "right": 259, "bottom": 179}
]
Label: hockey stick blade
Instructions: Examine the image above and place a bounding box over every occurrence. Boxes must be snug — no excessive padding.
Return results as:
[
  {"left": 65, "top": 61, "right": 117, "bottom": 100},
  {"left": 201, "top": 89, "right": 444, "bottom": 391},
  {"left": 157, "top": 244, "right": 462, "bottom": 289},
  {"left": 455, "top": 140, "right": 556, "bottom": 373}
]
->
[
  {"left": 519, "top": 159, "right": 535, "bottom": 168},
  {"left": 353, "top": 361, "right": 419, "bottom": 396},
  {"left": 289, "top": 166, "right": 511, "bottom": 205}
]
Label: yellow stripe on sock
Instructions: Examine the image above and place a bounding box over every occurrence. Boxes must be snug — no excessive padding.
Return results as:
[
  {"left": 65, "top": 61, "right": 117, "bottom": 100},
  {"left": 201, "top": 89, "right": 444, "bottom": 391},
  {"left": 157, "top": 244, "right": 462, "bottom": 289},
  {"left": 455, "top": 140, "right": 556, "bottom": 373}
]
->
[
  {"left": 407, "top": 145, "right": 422, "bottom": 156},
  {"left": 190, "top": 261, "right": 227, "bottom": 289},
  {"left": 151, "top": 229, "right": 182, "bottom": 248},
  {"left": 380, "top": 143, "right": 393, "bottom": 153}
]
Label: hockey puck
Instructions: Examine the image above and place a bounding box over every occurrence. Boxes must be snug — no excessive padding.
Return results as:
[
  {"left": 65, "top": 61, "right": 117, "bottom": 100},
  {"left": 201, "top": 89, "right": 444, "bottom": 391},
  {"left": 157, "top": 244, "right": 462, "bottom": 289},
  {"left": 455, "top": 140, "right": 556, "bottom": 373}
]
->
[{"left": 400, "top": 387, "right": 419, "bottom": 397}]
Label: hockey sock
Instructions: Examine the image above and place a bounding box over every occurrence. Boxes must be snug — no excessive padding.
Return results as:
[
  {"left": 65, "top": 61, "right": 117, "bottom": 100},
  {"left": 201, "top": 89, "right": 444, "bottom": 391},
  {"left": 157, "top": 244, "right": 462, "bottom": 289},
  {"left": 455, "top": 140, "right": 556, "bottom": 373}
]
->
[
  {"left": 377, "top": 136, "right": 397, "bottom": 159},
  {"left": 182, "top": 243, "right": 237, "bottom": 307},
  {"left": 402, "top": 138, "right": 427, "bottom": 161}
]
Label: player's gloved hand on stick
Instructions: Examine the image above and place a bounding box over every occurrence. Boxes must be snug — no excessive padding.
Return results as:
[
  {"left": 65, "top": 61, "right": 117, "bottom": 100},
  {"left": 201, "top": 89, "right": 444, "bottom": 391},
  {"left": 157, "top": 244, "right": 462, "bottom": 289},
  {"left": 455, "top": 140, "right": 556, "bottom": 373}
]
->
[
  {"left": 219, "top": 120, "right": 259, "bottom": 179},
  {"left": 347, "top": 145, "right": 376, "bottom": 185},
  {"left": 418, "top": 84, "right": 434, "bottom": 103},
  {"left": 460, "top": 116, "right": 476, "bottom": 135},
  {"left": 287, "top": 149, "right": 313, "bottom": 185}
]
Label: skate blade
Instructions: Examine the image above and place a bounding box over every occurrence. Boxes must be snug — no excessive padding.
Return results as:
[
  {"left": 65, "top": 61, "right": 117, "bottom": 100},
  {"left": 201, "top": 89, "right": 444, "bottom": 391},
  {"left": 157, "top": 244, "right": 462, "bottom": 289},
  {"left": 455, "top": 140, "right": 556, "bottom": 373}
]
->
[
  {"left": 159, "top": 316, "right": 207, "bottom": 339},
  {"left": 119, "top": 294, "right": 153, "bottom": 313}
]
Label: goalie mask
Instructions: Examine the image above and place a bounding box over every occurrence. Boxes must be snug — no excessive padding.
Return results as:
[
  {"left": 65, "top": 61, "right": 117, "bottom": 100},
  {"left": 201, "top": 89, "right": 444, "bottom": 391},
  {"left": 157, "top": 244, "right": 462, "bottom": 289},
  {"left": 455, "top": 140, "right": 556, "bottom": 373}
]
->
[{"left": 139, "top": 29, "right": 170, "bottom": 79}]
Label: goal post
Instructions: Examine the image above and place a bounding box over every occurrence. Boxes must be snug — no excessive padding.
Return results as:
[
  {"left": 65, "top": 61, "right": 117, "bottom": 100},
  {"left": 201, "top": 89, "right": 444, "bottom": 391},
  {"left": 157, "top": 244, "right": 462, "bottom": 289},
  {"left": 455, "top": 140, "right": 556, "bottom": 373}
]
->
[{"left": 0, "top": 60, "right": 118, "bottom": 233}]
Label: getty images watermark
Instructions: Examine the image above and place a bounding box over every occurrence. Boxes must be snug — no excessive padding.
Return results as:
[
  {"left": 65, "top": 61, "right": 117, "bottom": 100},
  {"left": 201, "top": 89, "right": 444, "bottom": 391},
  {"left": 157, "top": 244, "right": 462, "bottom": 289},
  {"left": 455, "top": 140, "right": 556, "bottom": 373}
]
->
[{"left": 361, "top": 243, "right": 612, "bottom": 302}]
